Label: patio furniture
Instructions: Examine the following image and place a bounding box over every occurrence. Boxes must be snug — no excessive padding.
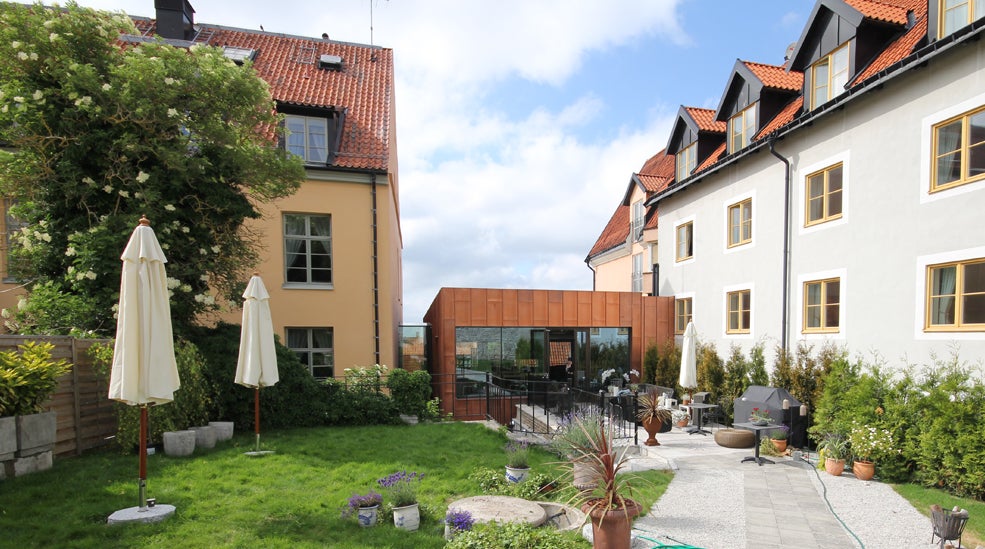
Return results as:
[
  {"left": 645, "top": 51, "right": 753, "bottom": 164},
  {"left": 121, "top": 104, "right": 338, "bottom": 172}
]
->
[
  {"left": 713, "top": 428, "right": 755, "bottom": 448},
  {"left": 733, "top": 422, "right": 776, "bottom": 465},
  {"left": 930, "top": 504, "right": 969, "bottom": 549}
]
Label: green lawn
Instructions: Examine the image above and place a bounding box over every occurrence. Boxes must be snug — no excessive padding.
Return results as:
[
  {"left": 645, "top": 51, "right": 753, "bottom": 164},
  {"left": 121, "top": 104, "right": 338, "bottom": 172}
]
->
[
  {"left": 893, "top": 483, "right": 984, "bottom": 548},
  {"left": 0, "top": 422, "right": 671, "bottom": 548}
]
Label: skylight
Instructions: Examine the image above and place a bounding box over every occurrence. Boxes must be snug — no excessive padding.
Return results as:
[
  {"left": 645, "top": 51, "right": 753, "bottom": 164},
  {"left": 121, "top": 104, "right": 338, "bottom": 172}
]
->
[{"left": 222, "top": 46, "right": 257, "bottom": 64}]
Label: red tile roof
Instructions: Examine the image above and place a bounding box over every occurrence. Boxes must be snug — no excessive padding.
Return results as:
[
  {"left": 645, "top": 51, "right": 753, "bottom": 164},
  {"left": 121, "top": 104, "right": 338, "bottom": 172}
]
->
[
  {"left": 845, "top": 0, "right": 924, "bottom": 25},
  {"left": 588, "top": 203, "right": 630, "bottom": 257},
  {"left": 637, "top": 149, "right": 675, "bottom": 193},
  {"left": 685, "top": 107, "right": 727, "bottom": 133},
  {"left": 743, "top": 61, "right": 803, "bottom": 91},
  {"left": 131, "top": 19, "right": 393, "bottom": 172},
  {"left": 695, "top": 142, "right": 726, "bottom": 174},
  {"left": 854, "top": 15, "right": 927, "bottom": 83},
  {"left": 756, "top": 96, "right": 804, "bottom": 140}
]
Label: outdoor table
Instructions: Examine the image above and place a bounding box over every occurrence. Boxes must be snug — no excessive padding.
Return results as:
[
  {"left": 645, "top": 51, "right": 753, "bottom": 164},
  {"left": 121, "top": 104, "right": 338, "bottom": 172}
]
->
[
  {"left": 686, "top": 403, "right": 717, "bottom": 435},
  {"left": 733, "top": 422, "right": 776, "bottom": 465}
]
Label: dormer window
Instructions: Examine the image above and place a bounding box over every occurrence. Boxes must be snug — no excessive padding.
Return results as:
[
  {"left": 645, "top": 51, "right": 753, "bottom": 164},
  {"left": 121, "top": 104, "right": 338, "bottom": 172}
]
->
[
  {"left": 676, "top": 143, "right": 697, "bottom": 182},
  {"left": 941, "top": 0, "right": 984, "bottom": 37},
  {"left": 810, "top": 43, "right": 850, "bottom": 109},
  {"left": 631, "top": 200, "right": 644, "bottom": 242},
  {"left": 728, "top": 104, "right": 757, "bottom": 154}
]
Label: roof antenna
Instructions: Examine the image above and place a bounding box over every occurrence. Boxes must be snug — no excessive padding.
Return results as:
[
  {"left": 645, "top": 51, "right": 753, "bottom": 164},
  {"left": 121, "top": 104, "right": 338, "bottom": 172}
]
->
[{"left": 369, "top": 0, "right": 374, "bottom": 46}]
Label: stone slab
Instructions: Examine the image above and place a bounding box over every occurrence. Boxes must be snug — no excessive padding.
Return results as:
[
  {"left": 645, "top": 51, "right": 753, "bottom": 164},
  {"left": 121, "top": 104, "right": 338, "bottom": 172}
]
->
[
  {"left": 107, "top": 504, "right": 176, "bottom": 524},
  {"left": 16, "top": 412, "right": 55, "bottom": 457},
  {"left": 447, "top": 495, "right": 546, "bottom": 527},
  {"left": 6, "top": 450, "right": 52, "bottom": 477}
]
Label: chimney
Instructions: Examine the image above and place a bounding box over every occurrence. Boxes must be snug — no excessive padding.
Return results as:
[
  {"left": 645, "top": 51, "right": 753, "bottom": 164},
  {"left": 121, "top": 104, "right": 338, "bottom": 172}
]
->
[{"left": 155, "top": 0, "right": 196, "bottom": 41}]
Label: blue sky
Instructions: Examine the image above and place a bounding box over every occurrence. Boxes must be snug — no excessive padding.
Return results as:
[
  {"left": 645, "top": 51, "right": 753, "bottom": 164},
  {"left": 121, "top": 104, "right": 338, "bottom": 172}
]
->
[{"left": 54, "top": 0, "right": 817, "bottom": 322}]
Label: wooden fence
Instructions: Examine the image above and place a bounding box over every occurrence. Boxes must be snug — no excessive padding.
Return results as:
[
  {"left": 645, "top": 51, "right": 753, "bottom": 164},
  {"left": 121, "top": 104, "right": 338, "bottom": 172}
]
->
[{"left": 1, "top": 336, "right": 117, "bottom": 457}]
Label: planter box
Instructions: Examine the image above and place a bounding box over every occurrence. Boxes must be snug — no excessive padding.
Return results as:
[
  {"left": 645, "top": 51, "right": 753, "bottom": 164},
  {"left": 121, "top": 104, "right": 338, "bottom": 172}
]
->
[
  {"left": 208, "top": 422, "right": 234, "bottom": 441},
  {"left": 162, "top": 430, "right": 196, "bottom": 457},
  {"left": 0, "top": 416, "right": 16, "bottom": 461},
  {"left": 189, "top": 426, "right": 217, "bottom": 449},
  {"left": 5, "top": 450, "right": 52, "bottom": 478},
  {"left": 16, "top": 411, "right": 56, "bottom": 457}
]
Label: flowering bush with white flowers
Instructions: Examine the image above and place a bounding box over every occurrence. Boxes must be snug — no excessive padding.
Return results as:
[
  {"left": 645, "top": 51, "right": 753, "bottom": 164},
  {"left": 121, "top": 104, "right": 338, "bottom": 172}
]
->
[{"left": 847, "top": 422, "right": 897, "bottom": 462}]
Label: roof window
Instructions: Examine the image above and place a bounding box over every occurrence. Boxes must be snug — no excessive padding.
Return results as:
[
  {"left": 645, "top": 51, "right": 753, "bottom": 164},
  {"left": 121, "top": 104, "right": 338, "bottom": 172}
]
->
[
  {"left": 318, "top": 54, "right": 343, "bottom": 71},
  {"left": 223, "top": 46, "right": 257, "bottom": 64}
]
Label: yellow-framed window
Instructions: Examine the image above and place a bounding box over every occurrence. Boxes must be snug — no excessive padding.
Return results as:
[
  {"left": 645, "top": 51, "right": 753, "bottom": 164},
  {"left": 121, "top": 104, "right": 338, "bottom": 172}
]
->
[
  {"left": 940, "top": 0, "right": 985, "bottom": 37},
  {"left": 726, "top": 289, "right": 751, "bottom": 334},
  {"left": 675, "top": 221, "right": 693, "bottom": 262},
  {"left": 810, "top": 43, "right": 850, "bottom": 109},
  {"left": 931, "top": 105, "right": 985, "bottom": 192},
  {"left": 728, "top": 104, "right": 757, "bottom": 154},
  {"left": 926, "top": 258, "right": 985, "bottom": 331},
  {"left": 805, "top": 163, "right": 843, "bottom": 226},
  {"left": 727, "top": 198, "right": 752, "bottom": 247},
  {"left": 676, "top": 142, "right": 697, "bottom": 182},
  {"left": 803, "top": 278, "right": 840, "bottom": 333},
  {"left": 675, "top": 298, "right": 692, "bottom": 334}
]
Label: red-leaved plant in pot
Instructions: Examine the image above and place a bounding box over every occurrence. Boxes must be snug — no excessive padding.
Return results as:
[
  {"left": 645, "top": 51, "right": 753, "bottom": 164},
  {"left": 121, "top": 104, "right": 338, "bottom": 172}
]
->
[{"left": 565, "top": 416, "right": 641, "bottom": 549}]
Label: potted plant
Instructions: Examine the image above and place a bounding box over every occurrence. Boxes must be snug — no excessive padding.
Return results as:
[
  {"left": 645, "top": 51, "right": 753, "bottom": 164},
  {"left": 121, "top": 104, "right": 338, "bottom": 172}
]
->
[
  {"left": 504, "top": 440, "right": 531, "bottom": 483},
  {"left": 671, "top": 409, "right": 691, "bottom": 428},
  {"left": 566, "top": 416, "right": 641, "bottom": 549},
  {"left": 635, "top": 390, "right": 672, "bottom": 446},
  {"left": 377, "top": 470, "right": 424, "bottom": 531},
  {"left": 342, "top": 491, "right": 383, "bottom": 527},
  {"left": 769, "top": 425, "right": 789, "bottom": 453},
  {"left": 550, "top": 412, "right": 604, "bottom": 492},
  {"left": 443, "top": 508, "right": 475, "bottom": 540},
  {"left": 0, "top": 342, "right": 71, "bottom": 468},
  {"left": 817, "top": 434, "right": 849, "bottom": 476},
  {"left": 847, "top": 422, "right": 895, "bottom": 481},
  {"left": 748, "top": 407, "right": 772, "bottom": 425}
]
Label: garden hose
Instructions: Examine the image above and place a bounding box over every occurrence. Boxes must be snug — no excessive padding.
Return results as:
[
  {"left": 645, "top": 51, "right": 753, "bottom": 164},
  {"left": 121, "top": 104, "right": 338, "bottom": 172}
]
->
[{"left": 802, "top": 455, "right": 866, "bottom": 549}]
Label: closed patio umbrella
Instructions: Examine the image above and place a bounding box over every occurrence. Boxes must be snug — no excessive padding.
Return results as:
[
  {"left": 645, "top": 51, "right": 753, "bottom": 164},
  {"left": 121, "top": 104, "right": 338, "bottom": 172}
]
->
[
  {"left": 234, "top": 274, "right": 279, "bottom": 454},
  {"left": 107, "top": 216, "right": 180, "bottom": 522},
  {"left": 679, "top": 321, "right": 698, "bottom": 392}
]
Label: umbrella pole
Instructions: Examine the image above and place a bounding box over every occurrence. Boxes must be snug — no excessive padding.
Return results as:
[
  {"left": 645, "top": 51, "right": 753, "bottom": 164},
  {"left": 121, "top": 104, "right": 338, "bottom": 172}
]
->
[
  {"left": 254, "top": 387, "right": 261, "bottom": 453},
  {"left": 139, "top": 405, "right": 148, "bottom": 511}
]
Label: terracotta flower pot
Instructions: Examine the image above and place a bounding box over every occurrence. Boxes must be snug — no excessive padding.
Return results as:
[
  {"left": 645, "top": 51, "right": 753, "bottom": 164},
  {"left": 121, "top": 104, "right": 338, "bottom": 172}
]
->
[
  {"left": 825, "top": 457, "right": 845, "bottom": 476},
  {"left": 582, "top": 498, "right": 641, "bottom": 549},
  {"left": 853, "top": 460, "right": 875, "bottom": 481},
  {"left": 771, "top": 439, "right": 788, "bottom": 453},
  {"left": 640, "top": 417, "right": 663, "bottom": 446}
]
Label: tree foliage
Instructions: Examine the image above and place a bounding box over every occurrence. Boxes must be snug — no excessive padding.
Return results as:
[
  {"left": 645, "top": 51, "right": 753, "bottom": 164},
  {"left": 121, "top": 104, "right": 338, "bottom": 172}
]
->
[{"left": 0, "top": 2, "right": 304, "bottom": 335}]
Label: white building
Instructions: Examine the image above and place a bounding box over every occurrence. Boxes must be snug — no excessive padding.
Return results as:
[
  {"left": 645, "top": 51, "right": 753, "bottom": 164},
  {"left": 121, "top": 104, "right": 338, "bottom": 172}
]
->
[{"left": 590, "top": 0, "right": 985, "bottom": 368}]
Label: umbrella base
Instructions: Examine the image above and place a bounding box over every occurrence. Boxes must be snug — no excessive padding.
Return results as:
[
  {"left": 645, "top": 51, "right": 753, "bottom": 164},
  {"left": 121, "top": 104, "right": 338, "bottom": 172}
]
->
[
  {"left": 244, "top": 450, "right": 275, "bottom": 457},
  {"left": 108, "top": 504, "right": 176, "bottom": 524}
]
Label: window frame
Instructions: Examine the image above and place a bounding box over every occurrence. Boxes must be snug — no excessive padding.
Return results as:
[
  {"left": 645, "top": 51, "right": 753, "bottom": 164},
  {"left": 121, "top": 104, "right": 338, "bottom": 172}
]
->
[
  {"left": 285, "top": 114, "right": 329, "bottom": 164},
  {"left": 805, "top": 163, "right": 844, "bottom": 226},
  {"left": 940, "top": 0, "right": 985, "bottom": 37},
  {"left": 727, "top": 104, "right": 757, "bottom": 154},
  {"left": 727, "top": 198, "right": 753, "bottom": 248},
  {"left": 675, "top": 297, "right": 692, "bottom": 334},
  {"left": 930, "top": 105, "right": 985, "bottom": 192},
  {"left": 631, "top": 200, "right": 645, "bottom": 242},
  {"left": 925, "top": 257, "right": 985, "bottom": 331},
  {"left": 810, "top": 43, "right": 850, "bottom": 109},
  {"left": 286, "top": 327, "right": 335, "bottom": 378},
  {"left": 675, "top": 221, "right": 693, "bottom": 262},
  {"left": 726, "top": 289, "right": 751, "bottom": 334},
  {"left": 283, "top": 213, "right": 333, "bottom": 287},
  {"left": 676, "top": 142, "right": 697, "bottom": 182},
  {"left": 803, "top": 278, "right": 841, "bottom": 333},
  {"left": 631, "top": 252, "right": 643, "bottom": 293}
]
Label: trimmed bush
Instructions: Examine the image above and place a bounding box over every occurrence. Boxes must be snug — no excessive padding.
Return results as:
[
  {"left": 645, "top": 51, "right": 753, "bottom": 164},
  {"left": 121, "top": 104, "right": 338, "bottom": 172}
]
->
[
  {"left": 387, "top": 368, "right": 432, "bottom": 417},
  {"left": 0, "top": 341, "right": 71, "bottom": 417}
]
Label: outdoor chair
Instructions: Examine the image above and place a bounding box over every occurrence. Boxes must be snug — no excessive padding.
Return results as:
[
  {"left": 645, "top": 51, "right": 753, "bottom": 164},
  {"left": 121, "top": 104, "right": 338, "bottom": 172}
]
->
[{"left": 930, "top": 504, "right": 969, "bottom": 549}]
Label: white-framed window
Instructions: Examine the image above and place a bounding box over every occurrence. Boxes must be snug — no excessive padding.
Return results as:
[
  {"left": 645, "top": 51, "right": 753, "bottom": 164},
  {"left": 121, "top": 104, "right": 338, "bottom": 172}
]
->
[
  {"left": 676, "top": 142, "right": 697, "bottom": 182},
  {"left": 284, "top": 213, "right": 332, "bottom": 285},
  {"left": 632, "top": 253, "right": 643, "bottom": 293},
  {"left": 728, "top": 104, "right": 757, "bottom": 153},
  {"left": 287, "top": 327, "right": 334, "bottom": 378},
  {"left": 675, "top": 297, "right": 692, "bottom": 334},
  {"left": 726, "top": 288, "right": 752, "bottom": 334},
  {"left": 675, "top": 220, "right": 693, "bottom": 262},
  {"left": 926, "top": 258, "right": 985, "bottom": 331},
  {"left": 803, "top": 278, "right": 841, "bottom": 333},
  {"left": 931, "top": 105, "right": 985, "bottom": 192},
  {"left": 810, "top": 43, "right": 850, "bottom": 109},
  {"left": 631, "top": 200, "right": 645, "bottom": 242},
  {"left": 940, "top": 0, "right": 985, "bottom": 37},
  {"left": 285, "top": 114, "right": 329, "bottom": 164},
  {"left": 727, "top": 198, "right": 752, "bottom": 247}
]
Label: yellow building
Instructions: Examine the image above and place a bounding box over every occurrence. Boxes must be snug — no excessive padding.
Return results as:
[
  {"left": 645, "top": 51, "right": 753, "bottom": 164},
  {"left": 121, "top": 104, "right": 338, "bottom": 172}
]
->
[{"left": 0, "top": 0, "right": 402, "bottom": 379}]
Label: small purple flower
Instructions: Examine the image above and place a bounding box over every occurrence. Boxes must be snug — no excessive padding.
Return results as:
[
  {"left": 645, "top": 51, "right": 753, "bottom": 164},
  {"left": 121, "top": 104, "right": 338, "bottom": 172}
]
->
[
  {"left": 445, "top": 508, "right": 475, "bottom": 532},
  {"left": 377, "top": 470, "right": 424, "bottom": 507}
]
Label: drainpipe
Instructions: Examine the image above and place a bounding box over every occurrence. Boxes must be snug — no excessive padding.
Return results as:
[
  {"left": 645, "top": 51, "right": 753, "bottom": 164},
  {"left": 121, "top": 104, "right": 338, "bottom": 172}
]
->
[
  {"left": 371, "top": 173, "right": 381, "bottom": 364},
  {"left": 586, "top": 260, "right": 597, "bottom": 291},
  {"left": 768, "top": 137, "right": 791, "bottom": 354}
]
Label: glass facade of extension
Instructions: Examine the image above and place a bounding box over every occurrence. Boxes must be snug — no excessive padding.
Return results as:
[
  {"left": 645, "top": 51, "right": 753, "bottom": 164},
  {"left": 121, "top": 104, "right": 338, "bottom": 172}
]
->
[{"left": 453, "top": 326, "right": 630, "bottom": 398}]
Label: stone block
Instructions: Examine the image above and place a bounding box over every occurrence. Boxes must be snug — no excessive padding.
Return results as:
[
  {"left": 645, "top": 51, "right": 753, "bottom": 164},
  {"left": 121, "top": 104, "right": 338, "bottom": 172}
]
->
[
  {"left": 189, "top": 426, "right": 216, "bottom": 449},
  {"left": 16, "top": 411, "right": 56, "bottom": 457},
  {"left": 0, "top": 416, "right": 16, "bottom": 461},
  {"left": 208, "top": 421, "right": 234, "bottom": 441},
  {"left": 10, "top": 450, "right": 52, "bottom": 477}
]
